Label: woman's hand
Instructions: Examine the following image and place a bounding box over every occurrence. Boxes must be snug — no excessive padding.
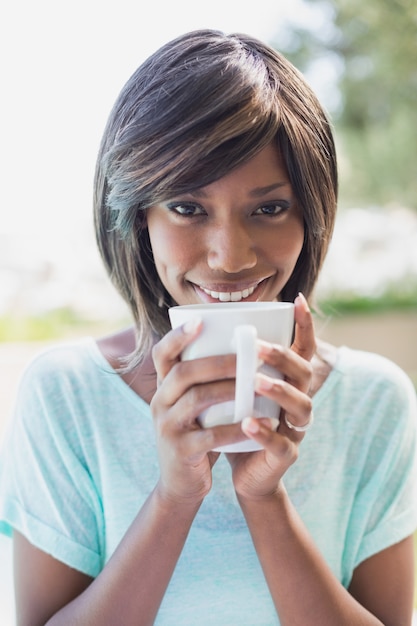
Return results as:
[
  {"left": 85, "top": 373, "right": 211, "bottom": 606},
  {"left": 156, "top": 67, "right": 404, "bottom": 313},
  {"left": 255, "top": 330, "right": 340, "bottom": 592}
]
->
[
  {"left": 227, "top": 293, "right": 316, "bottom": 500},
  {"left": 150, "top": 319, "right": 246, "bottom": 506}
]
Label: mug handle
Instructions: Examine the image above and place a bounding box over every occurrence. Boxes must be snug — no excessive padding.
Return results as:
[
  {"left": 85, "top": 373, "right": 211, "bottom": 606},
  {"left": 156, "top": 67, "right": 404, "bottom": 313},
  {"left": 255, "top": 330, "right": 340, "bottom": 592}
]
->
[{"left": 233, "top": 324, "right": 258, "bottom": 423}]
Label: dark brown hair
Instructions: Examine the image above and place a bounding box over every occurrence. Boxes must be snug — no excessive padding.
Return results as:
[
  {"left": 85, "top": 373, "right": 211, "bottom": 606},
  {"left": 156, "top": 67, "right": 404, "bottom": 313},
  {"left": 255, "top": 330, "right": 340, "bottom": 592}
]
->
[{"left": 94, "top": 29, "right": 338, "bottom": 364}]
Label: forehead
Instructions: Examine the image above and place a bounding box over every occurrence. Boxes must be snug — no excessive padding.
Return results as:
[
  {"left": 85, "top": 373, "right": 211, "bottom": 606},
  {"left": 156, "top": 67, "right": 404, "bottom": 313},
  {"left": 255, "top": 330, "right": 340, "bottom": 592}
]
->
[{"left": 190, "top": 142, "right": 290, "bottom": 197}]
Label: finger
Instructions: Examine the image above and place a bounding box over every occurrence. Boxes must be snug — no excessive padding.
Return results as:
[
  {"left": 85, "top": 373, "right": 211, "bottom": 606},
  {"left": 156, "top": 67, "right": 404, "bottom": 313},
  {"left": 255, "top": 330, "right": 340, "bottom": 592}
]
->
[
  {"left": 240, "top": 417, "right": 298, "bottom": 464},
  {"left": 197, "top": 422, "right": 251, "bottom": 453},
  {"left": 166, "top": 378, "right": 236, "bottom": 429},
  {"left": 282, "top": 410, "right": 314, "bottom": 435},
  {"left": 255, "top": 373, "right": 313, "bottom": 429},
  {"left": 158, "top": 354, "right": 236, "bottom": 417},
  {"left": 152, "top": 317, "right": 203, "bottom": 381},
  {"left": 170, "top": 421, "right": 249, "bottom": 458},
  {"left": 291, "top": 293, "right": 316, "bottom": 362},
  {"left": 256, "top": 341, "right": 312, "bottom": 392}
]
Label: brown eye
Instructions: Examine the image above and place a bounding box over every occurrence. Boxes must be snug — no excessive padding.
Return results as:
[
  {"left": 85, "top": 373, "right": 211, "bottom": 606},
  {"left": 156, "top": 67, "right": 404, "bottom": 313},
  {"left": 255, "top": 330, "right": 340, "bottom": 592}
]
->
[
  {"left": 167, "top": 202, "right": 206, "bottom": 216},
  {"left": 253, "top": 202, "right": 290, "bottom": 216}
]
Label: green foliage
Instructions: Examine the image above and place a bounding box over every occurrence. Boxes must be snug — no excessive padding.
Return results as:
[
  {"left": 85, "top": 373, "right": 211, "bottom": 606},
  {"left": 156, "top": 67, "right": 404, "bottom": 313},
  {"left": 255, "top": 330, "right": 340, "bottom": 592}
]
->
[
  {"left": 0, "top": 309, "right": 124, "bottom": 342},
  {"left": 317, "top": 290, "right": 417, "bottom": 316},
  {"left": 337, "top": 111, "right": 417, "bottom": 208},
  {"left": 272, "top": 0, "right": 417, "bottom": 209}
]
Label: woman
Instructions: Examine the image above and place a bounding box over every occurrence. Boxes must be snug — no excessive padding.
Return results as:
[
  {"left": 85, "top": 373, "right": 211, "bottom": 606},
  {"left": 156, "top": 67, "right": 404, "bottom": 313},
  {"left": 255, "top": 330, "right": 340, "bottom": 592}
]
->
[{"left": 1, "top": 29, "right": 416, "bottom": 625}]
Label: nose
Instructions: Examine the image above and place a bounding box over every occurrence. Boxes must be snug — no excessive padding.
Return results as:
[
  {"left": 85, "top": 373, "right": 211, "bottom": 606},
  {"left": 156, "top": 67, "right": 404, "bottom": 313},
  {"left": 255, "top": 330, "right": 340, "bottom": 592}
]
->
[{"left": 207, "top": 219, "right": 257, "bottom": 273}]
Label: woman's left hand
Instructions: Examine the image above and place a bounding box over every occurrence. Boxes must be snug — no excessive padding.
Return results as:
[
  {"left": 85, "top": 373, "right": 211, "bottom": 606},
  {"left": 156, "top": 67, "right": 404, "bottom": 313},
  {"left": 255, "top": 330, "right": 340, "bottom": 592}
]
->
[{"left": 227, "top": 293, "right": 316, "bottom": 499}]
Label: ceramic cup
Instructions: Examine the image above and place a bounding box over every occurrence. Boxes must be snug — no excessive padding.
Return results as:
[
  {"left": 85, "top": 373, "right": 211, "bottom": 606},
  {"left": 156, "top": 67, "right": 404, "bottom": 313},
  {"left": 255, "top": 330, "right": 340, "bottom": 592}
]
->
[{"left": 168, "top": 301, "right": 294, "bottom": 452}]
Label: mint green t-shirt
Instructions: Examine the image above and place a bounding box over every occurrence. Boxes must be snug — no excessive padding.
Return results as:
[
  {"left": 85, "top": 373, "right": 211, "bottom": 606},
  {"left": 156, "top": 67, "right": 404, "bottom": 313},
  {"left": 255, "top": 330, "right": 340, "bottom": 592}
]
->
[{"left": 1, "top": 338, "right": 416, "bottom": 625}]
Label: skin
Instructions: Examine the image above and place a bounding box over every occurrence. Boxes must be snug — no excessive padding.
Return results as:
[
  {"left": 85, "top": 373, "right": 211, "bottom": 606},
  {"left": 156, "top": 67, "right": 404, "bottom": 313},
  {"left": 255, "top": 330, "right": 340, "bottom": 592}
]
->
[
  {"left": 146, "top": 144, "right": 304, "bottom": 307},
  {"left": 13, "top": 143, "right": 414, "bottom": 625}
]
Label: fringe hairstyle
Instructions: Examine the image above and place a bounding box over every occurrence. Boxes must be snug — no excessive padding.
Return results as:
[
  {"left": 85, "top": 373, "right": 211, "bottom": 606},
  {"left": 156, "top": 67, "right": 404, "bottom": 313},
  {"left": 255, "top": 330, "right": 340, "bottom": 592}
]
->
[{"left": 94, "top": 30, "right": 338, "bottom": 367}]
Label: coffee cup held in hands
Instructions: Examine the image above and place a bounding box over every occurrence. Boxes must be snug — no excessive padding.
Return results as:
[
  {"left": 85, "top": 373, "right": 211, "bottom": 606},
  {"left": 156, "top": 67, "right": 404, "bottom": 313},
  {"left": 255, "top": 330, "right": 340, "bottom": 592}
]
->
[{"left": 168, "top": 302, "right": 294, "bottom": 452}]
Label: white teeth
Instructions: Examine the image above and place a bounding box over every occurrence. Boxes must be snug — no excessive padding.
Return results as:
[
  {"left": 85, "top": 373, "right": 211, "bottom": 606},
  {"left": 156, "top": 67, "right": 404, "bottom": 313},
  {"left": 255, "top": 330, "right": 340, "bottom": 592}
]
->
[{"left": 200, "top": 285, "right": 256, "bottom": 301}]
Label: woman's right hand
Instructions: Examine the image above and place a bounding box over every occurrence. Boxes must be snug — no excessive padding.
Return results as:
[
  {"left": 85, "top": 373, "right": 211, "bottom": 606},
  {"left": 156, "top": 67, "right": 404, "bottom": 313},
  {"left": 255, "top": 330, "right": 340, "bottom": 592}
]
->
[{"left": 150, "top": 319, "right": 245, "bottom": 506}]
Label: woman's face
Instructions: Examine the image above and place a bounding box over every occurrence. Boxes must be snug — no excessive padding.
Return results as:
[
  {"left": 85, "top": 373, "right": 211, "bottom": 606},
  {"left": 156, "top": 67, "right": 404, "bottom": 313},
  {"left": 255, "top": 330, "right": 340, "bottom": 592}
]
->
[{"left": 146, "top": 142, "right": 304, "bottom": 305}]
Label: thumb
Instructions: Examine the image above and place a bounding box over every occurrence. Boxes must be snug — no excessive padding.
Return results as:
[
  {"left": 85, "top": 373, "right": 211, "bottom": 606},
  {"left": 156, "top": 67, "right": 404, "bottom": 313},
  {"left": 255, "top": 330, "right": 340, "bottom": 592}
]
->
[{"left": 291, "top": 293, "right": 316, "bottom": 362}]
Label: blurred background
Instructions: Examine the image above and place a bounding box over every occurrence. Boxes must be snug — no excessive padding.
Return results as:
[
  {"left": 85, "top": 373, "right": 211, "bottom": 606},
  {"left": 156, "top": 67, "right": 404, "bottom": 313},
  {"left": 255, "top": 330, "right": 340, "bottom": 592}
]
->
[{"left": 1, "top": 0, "right": 416, "bottom": 623}]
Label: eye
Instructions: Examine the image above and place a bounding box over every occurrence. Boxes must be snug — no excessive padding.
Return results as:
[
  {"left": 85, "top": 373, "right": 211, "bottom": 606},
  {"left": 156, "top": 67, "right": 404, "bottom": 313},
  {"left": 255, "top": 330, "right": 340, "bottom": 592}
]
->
[
  {"left": 253, "top": 201, "right": 290, "bottom": 216},
  {"left": 166, "top": 202, "right": 206, "bottom": 217}
]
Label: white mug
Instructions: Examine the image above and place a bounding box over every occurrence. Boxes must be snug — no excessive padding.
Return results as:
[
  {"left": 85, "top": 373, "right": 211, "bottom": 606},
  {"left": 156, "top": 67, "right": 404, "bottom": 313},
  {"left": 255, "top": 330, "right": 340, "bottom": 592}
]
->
[{"left": 168, "top": 302, "right": 294, "bottom": 452}]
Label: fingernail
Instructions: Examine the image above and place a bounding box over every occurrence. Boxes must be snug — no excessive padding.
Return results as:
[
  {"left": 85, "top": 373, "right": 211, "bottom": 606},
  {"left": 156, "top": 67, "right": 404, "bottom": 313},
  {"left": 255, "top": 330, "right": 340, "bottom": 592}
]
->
[
  {"left": 296, "top": 292, "right": 310, "bottom": 312},
  {"left": 183, "top": 317, "right": 202, "bottom": 335},
  {"left": 258, "top": 417, "right": 277, "bottom": 431},
  {"left": 242, "top": 417, "right": 259, "bottom": 434},
  {"left": 257, "top": 339, "right": 273, "bottom": 356},
  {"left": 255, "top": 373, "right": 274, "bottom": 391}
]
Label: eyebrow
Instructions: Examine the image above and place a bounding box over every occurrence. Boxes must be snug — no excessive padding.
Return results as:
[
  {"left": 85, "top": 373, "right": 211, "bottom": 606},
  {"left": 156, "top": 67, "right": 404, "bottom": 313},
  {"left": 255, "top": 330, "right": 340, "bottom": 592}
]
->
[
  {"left": 188, "top": 182, "right": 289, "bottom": 199},
  {"left": 248, "top": 182, "right": 289, "bottom": 197}
]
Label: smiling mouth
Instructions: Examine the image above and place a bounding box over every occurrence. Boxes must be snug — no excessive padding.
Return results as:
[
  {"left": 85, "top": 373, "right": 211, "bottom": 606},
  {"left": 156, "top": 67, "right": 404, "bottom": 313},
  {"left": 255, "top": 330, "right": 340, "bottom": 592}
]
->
[{"left": 199, "top": 285, "right": 257, "bottom": 302}]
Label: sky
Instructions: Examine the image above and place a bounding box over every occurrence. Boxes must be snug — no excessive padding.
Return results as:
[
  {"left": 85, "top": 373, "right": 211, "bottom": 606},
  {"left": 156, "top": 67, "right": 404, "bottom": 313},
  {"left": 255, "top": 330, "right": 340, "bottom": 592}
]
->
[{"left": 1, "top": 0, "right": 320, "bottom": 239}]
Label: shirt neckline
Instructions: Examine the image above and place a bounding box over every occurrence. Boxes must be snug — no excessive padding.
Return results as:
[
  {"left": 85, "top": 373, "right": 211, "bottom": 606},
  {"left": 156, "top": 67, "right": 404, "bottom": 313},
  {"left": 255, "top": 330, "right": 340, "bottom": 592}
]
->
[{"left": 85, "top": 335, "right": 348, "bottom": 413}]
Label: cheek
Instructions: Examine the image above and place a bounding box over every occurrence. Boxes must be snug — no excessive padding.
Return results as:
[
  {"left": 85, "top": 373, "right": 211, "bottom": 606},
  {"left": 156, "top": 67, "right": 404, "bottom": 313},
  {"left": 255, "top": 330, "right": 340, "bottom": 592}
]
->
[
  {"left": 266, "top": 222, "right": 304, "bottom": 267},
  {"left": 287, "top": 216, "right": 305, "bottom": 262},
  {"left": 293, "top": 224, "right": 305, "bottom": 261},
  {"left": 148, "top": 225, "right": 196, "bottom": 275}
]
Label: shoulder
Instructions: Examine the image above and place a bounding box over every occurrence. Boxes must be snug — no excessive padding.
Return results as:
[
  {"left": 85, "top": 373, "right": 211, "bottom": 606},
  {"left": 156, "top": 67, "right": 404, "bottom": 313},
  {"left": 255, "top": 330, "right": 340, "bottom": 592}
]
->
[
  {"left": 336, "top": 346, "right": 415, "bottom": 397},
  {"left": 19, "top": 337, "right": 103, "bottom": 388},
  {"left": 329, "top": 346, "right": 417, "bottom": 440},
  {"left": 14, "top": 337, "right": 116, "bottom": 421},
  {"left": 9, "top": 338, "right": 129, "bottom": 455},
  {"left": 315, "top": 340, "right": 415, "bottom": 406}
]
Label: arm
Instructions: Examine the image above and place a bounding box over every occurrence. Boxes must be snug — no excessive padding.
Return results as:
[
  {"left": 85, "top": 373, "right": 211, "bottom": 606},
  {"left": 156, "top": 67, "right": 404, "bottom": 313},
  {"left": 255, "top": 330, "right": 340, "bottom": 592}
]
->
[
  {"left": 15, "top": 487, "right": 202, "bottom": 626},
  {"left": 14, "top": 320, "right": 249, "bottom": 626},
  {"left": 238, "top": 486, "right": 414, "bottom": 626},
  {"left": 349, "top": 535, "right": 415, "bottom": 624},
  {"left": 229, "top": 294, "right": 415, "bottom": 625}
]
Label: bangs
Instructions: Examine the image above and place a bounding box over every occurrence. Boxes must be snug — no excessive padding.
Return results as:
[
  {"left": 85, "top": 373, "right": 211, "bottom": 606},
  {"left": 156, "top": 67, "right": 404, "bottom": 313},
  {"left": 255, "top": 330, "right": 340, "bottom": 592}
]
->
[
  {"left": 102, "top": 40, "right": 282, "bottom": 237},
  {"left": 94, "top": 30, "right": 338, "bottom": 367}
]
